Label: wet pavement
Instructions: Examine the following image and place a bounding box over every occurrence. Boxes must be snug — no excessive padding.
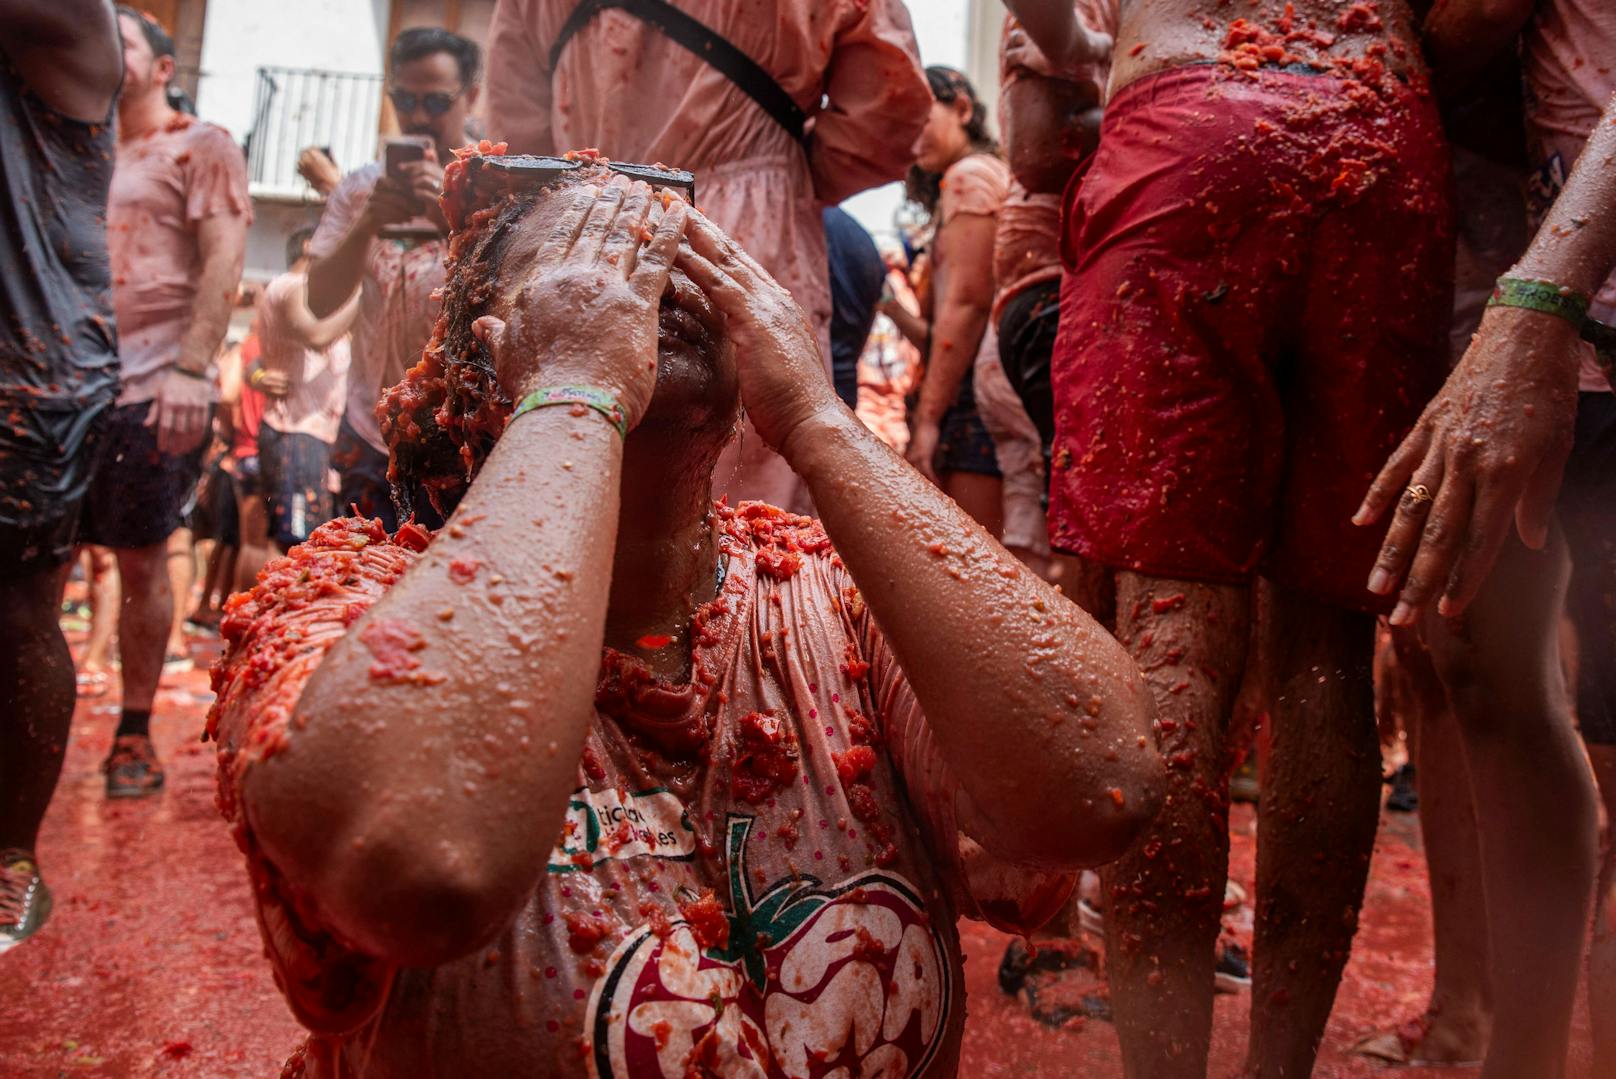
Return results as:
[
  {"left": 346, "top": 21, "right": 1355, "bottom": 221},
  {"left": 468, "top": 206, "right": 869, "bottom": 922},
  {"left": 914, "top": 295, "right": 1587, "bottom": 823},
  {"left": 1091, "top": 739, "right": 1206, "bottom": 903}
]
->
[{"left": 0, "top": 627, "right": 1596, "bottom": 1077}]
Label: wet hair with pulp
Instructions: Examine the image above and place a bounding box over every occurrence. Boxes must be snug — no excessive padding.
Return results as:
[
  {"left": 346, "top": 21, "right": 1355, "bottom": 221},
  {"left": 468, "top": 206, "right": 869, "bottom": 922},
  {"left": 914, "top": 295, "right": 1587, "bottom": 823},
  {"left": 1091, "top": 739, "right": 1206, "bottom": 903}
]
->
[{"left": 379, "top": 164, "right": 610, "bottom": 518}]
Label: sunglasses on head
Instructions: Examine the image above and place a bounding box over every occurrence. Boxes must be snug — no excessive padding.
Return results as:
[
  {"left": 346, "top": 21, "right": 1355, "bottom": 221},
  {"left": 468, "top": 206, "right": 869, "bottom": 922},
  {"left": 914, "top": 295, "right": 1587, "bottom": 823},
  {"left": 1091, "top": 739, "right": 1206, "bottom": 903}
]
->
[{"left": 389, "top": 88, "right": 461, "bottom": 117}]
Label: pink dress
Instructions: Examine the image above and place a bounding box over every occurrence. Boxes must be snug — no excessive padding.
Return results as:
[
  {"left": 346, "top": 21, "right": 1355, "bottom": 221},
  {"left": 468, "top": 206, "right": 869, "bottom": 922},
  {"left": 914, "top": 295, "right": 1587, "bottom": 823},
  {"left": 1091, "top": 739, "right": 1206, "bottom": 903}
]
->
[
  {"left": 486, "top": 0, "right": 930, "bottom": 507},
  {"left": 1523, "top": 0, "right": 1616, "bottom": 392},
  {"left": 211, "top": 506, "right": 1072, "bottom": 1078}
]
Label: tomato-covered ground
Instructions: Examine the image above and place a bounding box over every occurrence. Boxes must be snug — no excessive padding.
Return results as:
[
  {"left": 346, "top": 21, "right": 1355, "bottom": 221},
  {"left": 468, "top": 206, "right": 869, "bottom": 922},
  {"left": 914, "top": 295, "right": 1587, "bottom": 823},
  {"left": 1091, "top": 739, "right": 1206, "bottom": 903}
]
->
[{"left": 0, "top": 624, "right": 1596, "bottom": 1077}]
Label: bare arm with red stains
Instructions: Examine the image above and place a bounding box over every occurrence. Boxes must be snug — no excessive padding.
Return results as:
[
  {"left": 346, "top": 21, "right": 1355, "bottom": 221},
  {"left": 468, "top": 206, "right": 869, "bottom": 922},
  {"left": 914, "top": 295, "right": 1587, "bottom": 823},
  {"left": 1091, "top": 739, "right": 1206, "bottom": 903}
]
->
[
  {"left": 879, "top": 291, "right": 930, "bottom": 351},
  {"left": 307, "top": 166, "right": 430, "bottom": 320},
  {"left": 1359, "top": 91, "right": 1616, "bottom": 622},
  {"left": 679, "top": 211, "right": 1164, "bottom": 869},
  {"left": 810, "top": 0, "right": 932, "bottom": 205},
  {"left": 1420, "top": 0, "right": 1536, "bottom": 99},
  {"left": 906, "top": 211, "right": 998, "bottom": 482},
  {"left": 147, "top": 207, "right": 245, "bottom": 455},
  {"left": 0, "top": 0, "right": 121, "bottom": 122},
  {"left": 1000, "top": 0, "right": 1115, "bottom": 80},
  {"left": 1004, "top": 76, "right": 1101, "bottom": 195},
  {"left": 239, "top": 185, "right": 689, "bottom": 969}
]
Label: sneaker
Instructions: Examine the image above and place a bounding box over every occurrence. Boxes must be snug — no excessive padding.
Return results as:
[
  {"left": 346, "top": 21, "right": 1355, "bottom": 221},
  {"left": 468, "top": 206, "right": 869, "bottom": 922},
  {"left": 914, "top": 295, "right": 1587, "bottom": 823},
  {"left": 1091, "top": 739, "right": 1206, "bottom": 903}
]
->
[
  {"left": 104, "top": 735, "right": 166, "bottom": 798},
  {"left": 0, "top": 851, "right": 54, "bottom": 953},
  {"left": 1386, "top": 763, "right": 1419, "bottom": 813},
  {"left": 1214, "top": 940, "right": 1251, "bottom": 993}
]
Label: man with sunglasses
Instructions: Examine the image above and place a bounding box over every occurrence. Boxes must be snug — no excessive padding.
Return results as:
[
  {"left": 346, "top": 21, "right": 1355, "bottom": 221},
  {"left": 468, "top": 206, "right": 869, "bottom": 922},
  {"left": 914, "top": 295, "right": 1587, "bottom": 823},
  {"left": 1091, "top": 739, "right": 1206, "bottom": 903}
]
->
[{"left": 304, "top": 26, "right": 481, "bottom": 529}]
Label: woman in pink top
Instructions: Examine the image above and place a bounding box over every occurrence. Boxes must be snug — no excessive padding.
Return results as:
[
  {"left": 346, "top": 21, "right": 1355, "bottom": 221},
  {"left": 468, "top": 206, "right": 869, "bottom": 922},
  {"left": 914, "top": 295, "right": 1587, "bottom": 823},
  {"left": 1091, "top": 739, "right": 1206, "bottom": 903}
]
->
[
  {"left": 210, "top": 161, "right": 1162, "bottom": 1078},
  {"left": 892, "top": 68, "right": 1013, "bottom": 538},
  {"left": 485, "top": 0, "right": 929, "bottom": 511}
]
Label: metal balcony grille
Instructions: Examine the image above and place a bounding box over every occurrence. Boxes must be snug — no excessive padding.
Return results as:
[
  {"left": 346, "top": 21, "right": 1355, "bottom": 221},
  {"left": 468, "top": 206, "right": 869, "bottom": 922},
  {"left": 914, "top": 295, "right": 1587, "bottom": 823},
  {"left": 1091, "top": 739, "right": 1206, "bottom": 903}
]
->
[{"left": 245, "top": 66, "right": 384, "bottom": 198}]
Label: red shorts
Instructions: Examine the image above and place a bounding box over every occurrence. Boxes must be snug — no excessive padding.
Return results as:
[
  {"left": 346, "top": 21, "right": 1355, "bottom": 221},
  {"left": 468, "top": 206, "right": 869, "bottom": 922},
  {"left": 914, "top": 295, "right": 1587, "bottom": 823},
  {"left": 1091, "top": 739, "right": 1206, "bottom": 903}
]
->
[{"left": 1048, "top": 63, "right": 1454, "bottom": 611}]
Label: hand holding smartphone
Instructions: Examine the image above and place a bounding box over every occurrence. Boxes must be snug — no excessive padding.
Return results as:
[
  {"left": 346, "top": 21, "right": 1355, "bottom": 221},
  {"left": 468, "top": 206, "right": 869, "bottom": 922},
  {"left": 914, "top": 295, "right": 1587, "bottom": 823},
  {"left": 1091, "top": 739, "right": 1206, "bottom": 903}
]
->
[{"left": 378, "top": 135, "right": 440, "bottom": 239}]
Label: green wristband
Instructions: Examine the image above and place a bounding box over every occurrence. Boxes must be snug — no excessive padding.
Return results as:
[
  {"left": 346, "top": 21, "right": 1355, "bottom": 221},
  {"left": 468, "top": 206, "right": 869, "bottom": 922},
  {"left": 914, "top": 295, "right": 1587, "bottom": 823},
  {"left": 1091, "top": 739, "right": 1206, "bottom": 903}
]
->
[
  {"left": 1487, "top": 277, "right": 1591, "bottom": 328},
  {"left": 172, "top": 364, "right": 209, "bottom": 381},
  {"left": 510, "top": 385, "right": 628, "bottom": 439}
]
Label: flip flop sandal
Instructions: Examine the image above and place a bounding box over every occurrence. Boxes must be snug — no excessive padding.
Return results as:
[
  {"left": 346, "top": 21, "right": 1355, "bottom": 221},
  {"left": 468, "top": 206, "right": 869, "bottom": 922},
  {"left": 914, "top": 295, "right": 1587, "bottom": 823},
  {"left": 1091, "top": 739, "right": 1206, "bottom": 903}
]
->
[
  {"left": 1348, "top": 1025, "right": 1484, "bottom": 1068},
  {"left": 75, "top": 671, "right": 109, "bottom": 699}
]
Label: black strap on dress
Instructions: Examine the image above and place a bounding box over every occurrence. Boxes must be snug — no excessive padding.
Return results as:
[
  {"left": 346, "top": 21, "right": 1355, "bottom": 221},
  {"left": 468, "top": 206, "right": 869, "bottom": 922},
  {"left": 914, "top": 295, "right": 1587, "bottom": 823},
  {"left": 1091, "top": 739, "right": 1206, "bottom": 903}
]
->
[{"left": 549, "top": 0, "right": 808, "bottom": 145}]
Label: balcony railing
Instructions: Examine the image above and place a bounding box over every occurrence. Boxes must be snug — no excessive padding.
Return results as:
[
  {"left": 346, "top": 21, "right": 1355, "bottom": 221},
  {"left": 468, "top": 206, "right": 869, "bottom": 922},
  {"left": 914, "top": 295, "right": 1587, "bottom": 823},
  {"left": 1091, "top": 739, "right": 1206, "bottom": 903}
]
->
[{"left": 246, "top": 66, "right": 384, "bottom": 199}]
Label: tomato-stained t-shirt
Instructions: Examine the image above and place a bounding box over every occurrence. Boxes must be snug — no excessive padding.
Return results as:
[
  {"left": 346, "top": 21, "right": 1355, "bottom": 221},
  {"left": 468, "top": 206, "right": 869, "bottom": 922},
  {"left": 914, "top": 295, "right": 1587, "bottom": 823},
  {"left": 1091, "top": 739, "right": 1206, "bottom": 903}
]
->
[
  {"left": 107, "top": 114, "right": 250, "bottom": 405},
  {"left": 208, "top": 503, "right": 1074, "bottom": 1079},
  {"left": 306, "top": 163, "right": 447, "bottom": 454}
]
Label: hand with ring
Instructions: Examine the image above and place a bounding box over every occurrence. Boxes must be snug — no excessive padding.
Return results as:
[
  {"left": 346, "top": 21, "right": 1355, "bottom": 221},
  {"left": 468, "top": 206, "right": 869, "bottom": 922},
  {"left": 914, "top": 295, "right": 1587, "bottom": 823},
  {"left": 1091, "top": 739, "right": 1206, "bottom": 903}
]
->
[{"left": 1354, "top": 302, "right": 1581, "bottom": 625}]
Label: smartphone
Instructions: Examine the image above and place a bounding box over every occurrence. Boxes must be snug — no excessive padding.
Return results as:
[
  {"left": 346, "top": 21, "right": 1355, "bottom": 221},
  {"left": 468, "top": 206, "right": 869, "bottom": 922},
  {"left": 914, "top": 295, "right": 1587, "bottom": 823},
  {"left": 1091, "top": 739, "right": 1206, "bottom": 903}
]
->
[
  {"left": 378, "top": 135, "right": 437, "bottom": 240},
  {"left": 382, "top": 134, "right": 432, "bottom": 185}
]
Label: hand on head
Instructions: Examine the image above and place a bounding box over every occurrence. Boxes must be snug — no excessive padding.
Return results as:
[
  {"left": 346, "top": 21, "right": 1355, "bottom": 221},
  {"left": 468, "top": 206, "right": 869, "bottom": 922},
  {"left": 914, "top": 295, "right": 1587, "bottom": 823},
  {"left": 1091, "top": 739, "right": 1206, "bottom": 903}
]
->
[
  {"left": 462, "top": 177, "right": 836, "bottom": 452},
  {"left": 673, "top": 211, "right": 841, "bottom": 450},
  {"left": 472, "top": 177, "right": 689, "bottom": 430}
]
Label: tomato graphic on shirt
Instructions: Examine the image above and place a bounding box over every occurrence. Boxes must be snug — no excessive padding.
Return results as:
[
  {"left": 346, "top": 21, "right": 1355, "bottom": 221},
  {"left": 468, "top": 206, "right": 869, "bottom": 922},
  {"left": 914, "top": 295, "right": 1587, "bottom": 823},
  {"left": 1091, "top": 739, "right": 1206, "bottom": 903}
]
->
[{"left": 584, "top": 815, "right": 952, "bottom": 1078}]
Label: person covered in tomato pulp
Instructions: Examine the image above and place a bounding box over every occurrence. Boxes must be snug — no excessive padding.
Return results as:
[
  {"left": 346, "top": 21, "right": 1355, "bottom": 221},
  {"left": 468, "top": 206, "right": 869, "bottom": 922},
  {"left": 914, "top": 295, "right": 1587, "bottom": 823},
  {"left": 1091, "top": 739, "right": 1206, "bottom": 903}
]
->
[{"left": 206, "top": 149, "right": 1164, "bottom": 1078}]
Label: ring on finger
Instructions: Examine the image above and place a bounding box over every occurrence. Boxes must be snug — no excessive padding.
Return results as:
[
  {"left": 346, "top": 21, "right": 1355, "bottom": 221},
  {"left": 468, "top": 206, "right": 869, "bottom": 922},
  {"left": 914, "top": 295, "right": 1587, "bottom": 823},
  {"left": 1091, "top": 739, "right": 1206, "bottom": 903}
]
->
[{"left": 1404, "top": 483, "right": 1434, "bottom": 508}]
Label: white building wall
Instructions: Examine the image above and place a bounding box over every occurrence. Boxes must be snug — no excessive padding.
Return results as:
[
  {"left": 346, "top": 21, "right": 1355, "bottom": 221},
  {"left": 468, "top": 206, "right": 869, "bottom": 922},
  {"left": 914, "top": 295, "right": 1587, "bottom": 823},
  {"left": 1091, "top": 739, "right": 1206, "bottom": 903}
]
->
[
  {"left": 842, "top": 0, "right": 1002, "bottom": 244},
  {"left": 194, "top": 0, "right": 391, "bottom": 144},
  {"left": 193, "top": 0, "right": 393, "bottom": 282}
]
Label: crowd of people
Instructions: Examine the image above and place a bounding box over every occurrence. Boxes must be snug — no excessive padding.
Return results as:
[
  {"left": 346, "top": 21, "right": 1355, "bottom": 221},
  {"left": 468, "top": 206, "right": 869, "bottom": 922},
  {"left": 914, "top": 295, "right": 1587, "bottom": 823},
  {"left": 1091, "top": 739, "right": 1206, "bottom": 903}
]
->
[{"left": 2, "top": 0, "right": 1615, "bottom": 1077}]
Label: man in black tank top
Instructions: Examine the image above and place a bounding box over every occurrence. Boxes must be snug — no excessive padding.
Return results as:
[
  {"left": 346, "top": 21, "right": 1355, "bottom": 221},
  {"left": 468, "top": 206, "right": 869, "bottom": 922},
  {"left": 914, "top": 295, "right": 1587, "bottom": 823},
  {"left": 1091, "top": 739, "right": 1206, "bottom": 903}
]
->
[{"left": 0, "top": 0, "right": 123, "bottom": 954}]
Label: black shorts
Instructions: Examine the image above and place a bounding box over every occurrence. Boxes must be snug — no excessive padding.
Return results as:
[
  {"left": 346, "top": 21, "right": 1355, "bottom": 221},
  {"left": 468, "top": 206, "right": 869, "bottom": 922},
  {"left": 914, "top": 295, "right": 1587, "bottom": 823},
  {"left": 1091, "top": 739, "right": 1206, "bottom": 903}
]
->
[
  {"left": 932, "top": 371, "right": 1001, "bottom": 478},
  {"left": 189, "top": 456, "right": 240, "bottom": 548},
  {"left": 0, "top": 394, "right": 111, "bottom": 579},
  {"left": 260, "top": 425, "right": 334, "bottom": 549},
  {"left": 333, "top": 416, "right": 399, "bottom": 532},
  {"left": 997, "top": 280, "right": 1061, "bottom": 454},
  {"left": 80, "top": 401, "right": 211, "bottom": 550},
  {"left": 1561, "top": 392, "right": 1616, "bottom": 746}
]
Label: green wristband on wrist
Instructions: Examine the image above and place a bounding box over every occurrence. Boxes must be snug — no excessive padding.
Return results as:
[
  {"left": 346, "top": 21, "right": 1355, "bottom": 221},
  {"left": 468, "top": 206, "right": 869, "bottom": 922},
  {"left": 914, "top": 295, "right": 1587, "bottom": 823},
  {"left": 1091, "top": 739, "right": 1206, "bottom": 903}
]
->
[
  {"left": 1487, "top": 276, "right": 1592, "bottom": 328},
  {"left": 173, "top": 365, "right": 209, "bottom": 381},
  {"left": 509, "top": 385, "right": 628, "bottom": 439}
]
